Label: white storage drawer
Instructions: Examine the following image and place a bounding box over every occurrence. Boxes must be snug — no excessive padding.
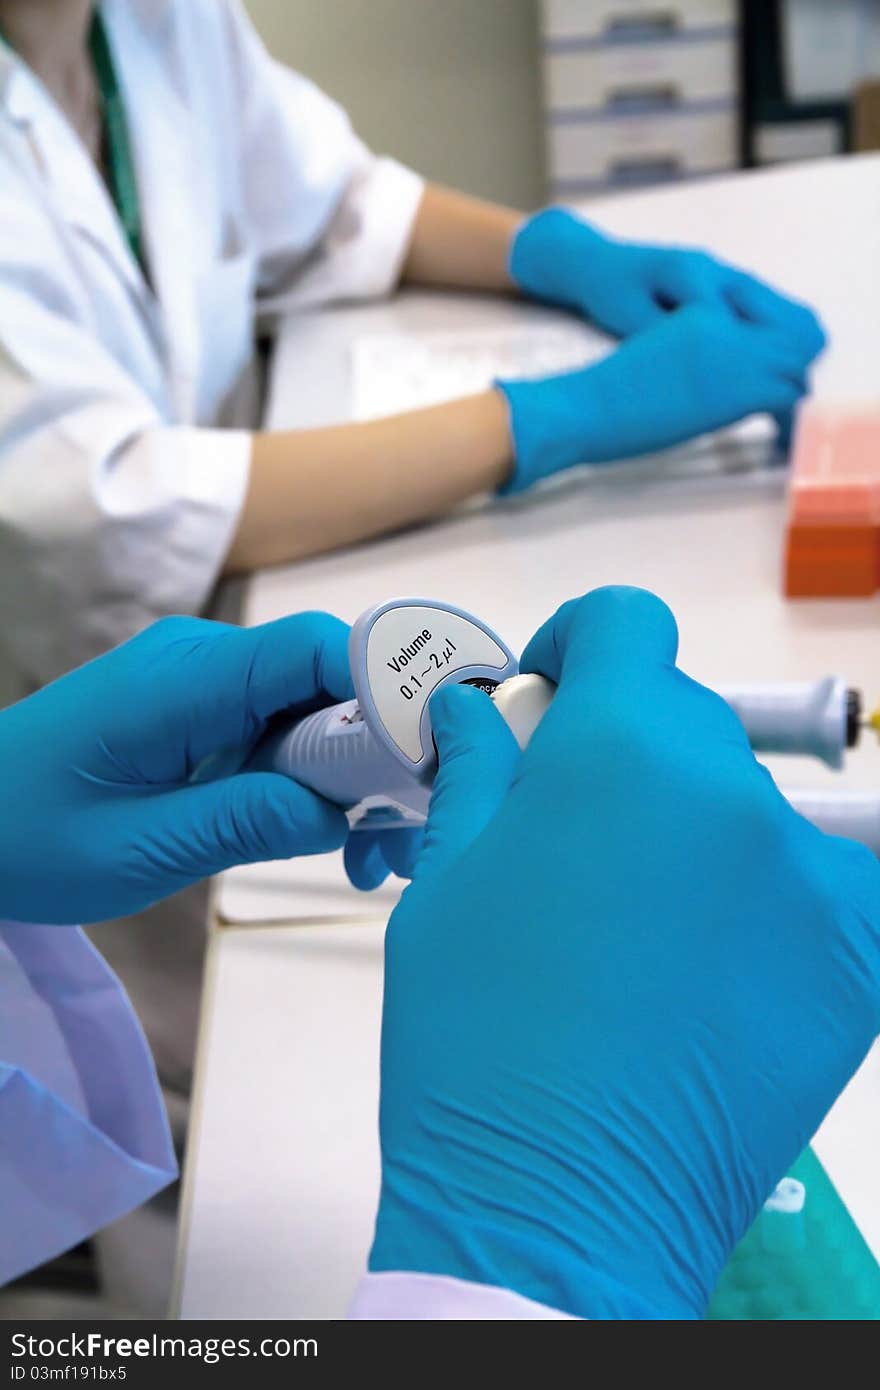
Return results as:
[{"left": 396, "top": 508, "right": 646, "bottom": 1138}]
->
[
  {"left": 542, "top": 0, "right": 736, "bottom": 43},
  {"left": 544, "top": 33, "right": 736, "bottom": 112},
  {"left": 547, "top": 106, "right": 737, "bottom": 190}
]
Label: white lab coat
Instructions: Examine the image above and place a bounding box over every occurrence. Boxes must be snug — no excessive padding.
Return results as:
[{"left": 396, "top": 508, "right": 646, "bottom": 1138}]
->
[
  {"left": 0, "top": 0, "right": 424, "bottom": 697},
  {"left": 0, "top": 0, "right": 424, "bottom": 1103}
]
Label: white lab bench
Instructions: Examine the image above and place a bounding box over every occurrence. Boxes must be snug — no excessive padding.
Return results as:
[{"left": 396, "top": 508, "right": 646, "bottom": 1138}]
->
[{"left": 174, "top": 156, "right": 880, "bottom": 1319}]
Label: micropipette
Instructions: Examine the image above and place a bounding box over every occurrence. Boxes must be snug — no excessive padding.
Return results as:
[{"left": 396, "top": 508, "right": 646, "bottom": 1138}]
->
[
  {"left": 252, "top": 598, "right": 518, "bottom": 827},
  {"left": 716, "top": 677, "right": 861, "bottom": 769},
  {"left": 256, "top": 598, "right": 877, "bottom": 849}
]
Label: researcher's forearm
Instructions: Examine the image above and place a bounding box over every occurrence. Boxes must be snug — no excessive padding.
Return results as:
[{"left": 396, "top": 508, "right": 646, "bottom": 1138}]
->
[
  {"left": 224, "top": 391, "right": 512, "bottom": 574},
  {"left": 402, "top": 184, "right": 522, "bottom": 293}
]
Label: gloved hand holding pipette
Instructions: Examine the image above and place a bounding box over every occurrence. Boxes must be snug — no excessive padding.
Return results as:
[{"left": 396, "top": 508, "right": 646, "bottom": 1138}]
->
[
  {"left": 360, "top": 587, "right": 880, "bottom": 1320},
  {"left": 0, "top": 612, "right": 359, "bottom": 924},
  {"left": 0, "top": 592, "right": 877, "bottom": 1310}
]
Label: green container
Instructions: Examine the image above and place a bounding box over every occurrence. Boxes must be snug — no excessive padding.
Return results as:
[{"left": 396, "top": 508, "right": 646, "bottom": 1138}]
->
[{"left": 708, "top": 1146, "right": 880, "bottom": 1319}]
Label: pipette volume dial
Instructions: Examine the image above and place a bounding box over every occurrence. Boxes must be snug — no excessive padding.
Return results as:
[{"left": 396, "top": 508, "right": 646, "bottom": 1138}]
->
[{"left": 253, "top": 598, "right": 518, "bottom": 826}]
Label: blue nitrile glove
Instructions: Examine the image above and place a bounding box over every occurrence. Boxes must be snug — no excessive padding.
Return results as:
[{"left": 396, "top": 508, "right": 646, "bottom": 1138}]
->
[
  {"left": 344, "top": 827, "right": 425, "bottom": 893},
  {"left": 369, "top": 587, "right": 880, "bottom": 1319},
  {"left": 0, "top": 613, "right": 359, "bottom": 925},
  {"left": 510, "top": 207, "right": 826, "bottom": 355},
  {"left": 497, "top": 301, "right": 816, "bottom": 492}
]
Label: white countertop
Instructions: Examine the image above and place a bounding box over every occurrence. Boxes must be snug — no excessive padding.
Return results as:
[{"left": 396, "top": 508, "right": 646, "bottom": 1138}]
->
[{"left": 177, "top": 157, "right": 880, "bottom": 1319}]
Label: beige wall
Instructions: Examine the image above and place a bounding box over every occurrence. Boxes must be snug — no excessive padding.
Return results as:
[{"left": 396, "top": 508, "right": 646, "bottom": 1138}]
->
[{"left": 244, "top": 0, "right": 545, "bottom": 209}]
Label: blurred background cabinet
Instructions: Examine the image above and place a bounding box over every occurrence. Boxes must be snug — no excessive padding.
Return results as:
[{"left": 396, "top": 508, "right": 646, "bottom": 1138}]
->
[
  {"left": 242, "top": 2, "right": 880, "bottom": 205},
  {"left": 540, "top": 1, "right": 739, "bottom": 196}
]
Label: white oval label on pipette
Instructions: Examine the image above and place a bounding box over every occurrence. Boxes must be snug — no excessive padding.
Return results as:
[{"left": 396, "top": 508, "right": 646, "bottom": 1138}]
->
[{"left": 356, "top": 602, "right": 512, "bottom": 766}]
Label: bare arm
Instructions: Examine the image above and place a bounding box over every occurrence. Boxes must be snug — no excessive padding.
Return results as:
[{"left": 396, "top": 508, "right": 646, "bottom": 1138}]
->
[
  {"left": 401, "top": 184, "right": 522, "bottom": 292},
  {"left": 225, "top": 185, "right": 527, "bottom": 575},
  {"left": 225, "top": 391, "right": 512, "bottom": 574}
]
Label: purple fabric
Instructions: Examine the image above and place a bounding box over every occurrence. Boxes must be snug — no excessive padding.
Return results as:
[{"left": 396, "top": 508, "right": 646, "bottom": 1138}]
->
[{"left": 0, "top": 921, "right": 177, "bottom": 1283}]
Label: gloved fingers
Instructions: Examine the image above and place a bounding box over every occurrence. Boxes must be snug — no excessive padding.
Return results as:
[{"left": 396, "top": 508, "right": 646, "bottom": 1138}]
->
[
  {"left": 746, "top": 334, "right": 810, "bottom": 448},
  {"left": 723, "top": 273, "right": 827, "bottom": 362},
  {"left": 774, "top": 407, "right": 796, "bottom": 456},
  {"left": 764, "top": 373, "right": 808, "bottom": 450},
  {"left": 144, "top": 611, "right": 354, "bottom": 773},
  {"left": 603, "top": 283, "right": 664, "bottom": 337},
  {"left": 652, "top": 248, "right": 729, "bottom": 313},
  {"left": 220, "top": 611, "right": 355, "bottom": 720},
  {"left": 521, "top": 586, "right": 679, "bottom": 689},
  {"left": 768, "top": 350, "right": 811, "bottom": 431},
  {"left": 146, "top": 772, "right": 349, "bottom": 884},
  {"left": 775, "top": 364, "right": 809, "bottom": 398},
  {"left": 414, "top": 682, "right": 521, "bottom": 881},
  {"left": 660, "top": 257, "right": 827, "bottom": 366},
  {"left": 344, "top": 832, "right": 394, "bottom": 892},
  {"left": 519, "top": 589, "right": 755, "bottom": 769},
  {"left": 344, "top": 826, "right": 425, "bottom": 892},
  {"left": 382, "top": 826, "right": 425, "bottom": 879},
  {"left": 753, "top": 319, "right": 819, "bottom": 381},
  {"left": 767, "top": 353, "right": 811, "bottom": 450}
]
